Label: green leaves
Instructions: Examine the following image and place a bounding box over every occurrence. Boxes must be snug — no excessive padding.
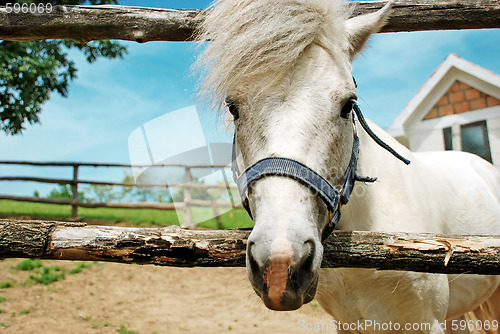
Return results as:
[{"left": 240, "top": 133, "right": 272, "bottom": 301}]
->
[{"left": 0, "top": 1, "right": 127, "bottom": 135}]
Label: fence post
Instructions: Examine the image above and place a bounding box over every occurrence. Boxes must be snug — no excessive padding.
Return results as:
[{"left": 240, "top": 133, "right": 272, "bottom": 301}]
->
[
  {"left": 71, "top": 164, "right": 79, "bottom": 219},
  {"left": 211, "top": 200, "right": 223, "bottom": 229},
  {"left": 183, "top": 167, "right": 193, "bottom": 227}
]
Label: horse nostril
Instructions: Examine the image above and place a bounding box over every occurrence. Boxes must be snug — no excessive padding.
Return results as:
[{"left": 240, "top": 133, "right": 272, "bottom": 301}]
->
[
  {"left": 299, "top": 239, "right": 316, "bottom": 271},
  {"left": 303, "top": 240, "right": 316, "bottom": 270},
  {"left": 286, "top": 240, "right": 316, "bottom": 292},
  {"left": 247, "top": 241, "right": 261, "bottom": 274}
]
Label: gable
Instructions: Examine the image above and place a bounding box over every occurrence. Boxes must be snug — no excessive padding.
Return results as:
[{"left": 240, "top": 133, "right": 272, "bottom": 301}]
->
[
  {"left": 423, "top": 80, "right": 500, "bottom": 120},
  {"left": 387, "top": 54, "right": 500, "bottom": 139}
]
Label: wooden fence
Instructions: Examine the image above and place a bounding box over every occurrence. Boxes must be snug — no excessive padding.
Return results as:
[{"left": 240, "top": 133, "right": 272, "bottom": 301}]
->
[
  {"left": 0, "top": 1, "right": 499, "bottom": 42},
  {"left": 1, "top": 219, "right": 499, "bottom": 274},
  {"left": 0, "top": 160, "right": 241, "bottom": 227},
  {"left": 0, "top": 1, "right": 500, "bottom": 271}
]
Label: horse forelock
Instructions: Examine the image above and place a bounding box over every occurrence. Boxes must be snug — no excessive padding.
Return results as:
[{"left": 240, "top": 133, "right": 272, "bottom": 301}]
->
[{"left": 194, "top": 0, "right": 351, "bottom": 110}]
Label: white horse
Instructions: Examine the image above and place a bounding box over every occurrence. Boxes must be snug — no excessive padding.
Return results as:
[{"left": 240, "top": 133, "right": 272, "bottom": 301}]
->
[{"left": 195, "top": 0, "right": 500, "bottom": 332}]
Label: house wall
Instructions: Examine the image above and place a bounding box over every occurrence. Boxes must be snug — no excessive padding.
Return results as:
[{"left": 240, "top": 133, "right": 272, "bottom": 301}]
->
[
  {"left": 392, "top": 55, "right": 500, "bottom": 167},
  {"left": 487, "top": 115, "right": 500, "bottom": 165},
  {"left": 406, "top": 105, "right": 500, "bottom": 165}
]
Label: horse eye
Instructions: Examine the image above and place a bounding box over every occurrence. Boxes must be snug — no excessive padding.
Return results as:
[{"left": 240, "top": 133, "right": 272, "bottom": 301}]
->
[
  {"left": 340, "top": 99, "right": 356, "bottom": 119},
  {"left": 227, "top": 102, "right": 240, "bottom": 120}
]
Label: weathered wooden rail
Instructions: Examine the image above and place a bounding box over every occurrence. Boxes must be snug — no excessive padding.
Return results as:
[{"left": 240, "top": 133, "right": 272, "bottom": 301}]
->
[
  {"left": 1, "top": 219, "right": 499, "bottom": 275},
  {"left": 0, "top": 160, "right": 240, "bottom": 227},
  {"left": 0, "top": 1, "right": 499, "bottom": 43}
]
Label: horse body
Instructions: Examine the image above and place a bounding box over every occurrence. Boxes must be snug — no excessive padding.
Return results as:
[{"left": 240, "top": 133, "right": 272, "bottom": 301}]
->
[
  {"left": 318, "top": 123, "right": 500, "bottom": 331},
  {"left": 196, "top": 0, "right": 500, "bottom": 332}
]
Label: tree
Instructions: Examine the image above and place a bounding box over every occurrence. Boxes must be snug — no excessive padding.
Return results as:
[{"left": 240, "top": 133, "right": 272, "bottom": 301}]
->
[
  {"left": 86, "top": 184, "right": 120, "bottom": 203},
  {"left": 172, "top": 179, "right": 214, "bottom": 203},
  {"left": 47, "top": 184, "right": 87, "bottom": 202},
  {"left": 0, "top": 0, "right": 128, "bottom": 135},
  {"left": 81, "top": 172, "right": 173, "bottom": 203}
]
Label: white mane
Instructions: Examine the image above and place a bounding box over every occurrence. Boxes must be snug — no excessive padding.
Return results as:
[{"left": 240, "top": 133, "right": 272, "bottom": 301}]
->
[{"left": 195, "top": 0, "right": 351, "bottom": 108}]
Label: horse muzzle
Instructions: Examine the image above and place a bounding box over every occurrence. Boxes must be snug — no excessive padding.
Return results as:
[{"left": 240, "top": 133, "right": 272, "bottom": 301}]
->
[{"left": 246, "top": 236, "right": 321, "bottom": 311}]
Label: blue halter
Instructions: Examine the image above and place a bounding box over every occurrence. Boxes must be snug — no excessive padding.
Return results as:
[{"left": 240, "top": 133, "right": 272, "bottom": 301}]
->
[{"left": 231, "top": 101, "right": 410, "bottom": 242}]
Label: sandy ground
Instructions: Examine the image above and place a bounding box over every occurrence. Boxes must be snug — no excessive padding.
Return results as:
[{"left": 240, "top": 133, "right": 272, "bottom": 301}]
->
[{"left": 0, "top": 258, "right": 334, "bottom": 334}]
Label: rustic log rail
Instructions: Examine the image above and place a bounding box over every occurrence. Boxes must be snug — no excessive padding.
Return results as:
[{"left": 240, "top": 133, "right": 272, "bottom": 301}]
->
[
  {"left": 1, "top": 219, "right": 499, "bottom": 274},
  {"left": 0, "top": 161, "right": 241, "bottom": 226},
  {"left": 0, "top": 1, "right": 499, "bottom": 43}
]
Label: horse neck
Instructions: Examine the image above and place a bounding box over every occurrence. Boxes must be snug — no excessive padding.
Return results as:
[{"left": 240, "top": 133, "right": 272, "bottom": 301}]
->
[{"left": 338, "top": 119, "right": 411, "bottom": 231}]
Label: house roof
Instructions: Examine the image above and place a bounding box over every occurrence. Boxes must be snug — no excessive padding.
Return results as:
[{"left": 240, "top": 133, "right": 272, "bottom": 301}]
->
[{"left": 387, "top": 53, "right": 500, "bottom": 138}]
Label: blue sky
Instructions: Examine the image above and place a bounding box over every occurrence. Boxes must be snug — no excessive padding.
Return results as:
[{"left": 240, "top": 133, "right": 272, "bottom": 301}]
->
[{"left": 1, "top": 1, "right": 499, "bottom": 196}]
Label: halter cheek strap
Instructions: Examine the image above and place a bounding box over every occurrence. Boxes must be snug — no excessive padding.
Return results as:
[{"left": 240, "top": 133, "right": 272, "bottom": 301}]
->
[{"left": 231, "top": 103, "right": 410, "bottom": 242}]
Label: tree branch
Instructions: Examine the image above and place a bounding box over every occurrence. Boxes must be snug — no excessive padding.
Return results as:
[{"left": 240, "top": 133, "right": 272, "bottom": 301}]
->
[
  {"left": 0, "top": 1, "right": 499, "bottom": 43},
  {"left": 1, "top": 220, "right": 499, "bottom": 274}
]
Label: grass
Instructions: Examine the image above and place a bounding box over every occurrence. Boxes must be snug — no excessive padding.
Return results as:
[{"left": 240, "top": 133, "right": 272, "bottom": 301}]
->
[
  {"left": 91, "top": 321, "right": 112, "bottom": 329},
  {"left": 68, "top": 262, "right": 92, "bottom": 274},
  {"left": 8, "top": 259, "right": 94, "bottom": 286},
  {"left": 19, "top": 307, "right": 33, "bottom": 315},
  {"left": 118, "top": 324, "right": 139, "bottom": 334},
  {"left": 0, "top": 200, "right": 253, "bottom": 229},
  {"left": 0, "top": 200, "right": 178, "bottom": 226},
  {"left": 0, "top": 282, "right": 13, "bottom": 289},
  {"left": 15, "top": 259, "right": 43, "bottom": 271},
  {"left": 29, "top": 266, "right": 66, "bottom": 285}
]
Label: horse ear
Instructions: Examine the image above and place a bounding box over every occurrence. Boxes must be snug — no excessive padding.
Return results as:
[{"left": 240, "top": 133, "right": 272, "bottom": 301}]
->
[{"left": 345, "top": 1, "right": 393, "bottom": 59}]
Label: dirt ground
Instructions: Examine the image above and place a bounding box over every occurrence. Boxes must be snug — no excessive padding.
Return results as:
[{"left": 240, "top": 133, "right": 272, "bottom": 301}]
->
[{"left": 0, "top": 258, "right": 334, "bottom": 334}]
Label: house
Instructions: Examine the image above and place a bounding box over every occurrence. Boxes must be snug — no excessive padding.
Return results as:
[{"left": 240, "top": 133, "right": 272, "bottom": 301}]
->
[{"left": 387, "top": 53, "right": 500, "bottom": 165}]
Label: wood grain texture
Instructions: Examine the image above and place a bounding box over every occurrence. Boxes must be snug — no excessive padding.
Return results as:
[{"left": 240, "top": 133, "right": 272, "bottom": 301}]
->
[
  {"left": 1, "top": 220, "right": 499, "bottom": 274},
  {"left": 0, "top": 1, "right": 499, "bottom": 42}
]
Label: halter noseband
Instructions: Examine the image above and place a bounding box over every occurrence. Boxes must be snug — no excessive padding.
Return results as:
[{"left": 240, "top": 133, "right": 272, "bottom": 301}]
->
[{"left": 231, "top": 101, "right": 410, "bottom": 242}]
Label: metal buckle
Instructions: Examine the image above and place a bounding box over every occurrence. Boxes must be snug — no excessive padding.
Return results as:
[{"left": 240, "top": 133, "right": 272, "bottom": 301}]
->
[{"left": 328, "top": 211, "right": 335, "bottom": 226}]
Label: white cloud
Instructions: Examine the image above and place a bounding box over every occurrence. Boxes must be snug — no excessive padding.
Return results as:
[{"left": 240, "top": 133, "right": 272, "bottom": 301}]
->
[{"left": 353, "top": 29, "right": 500, "bottom": 128}]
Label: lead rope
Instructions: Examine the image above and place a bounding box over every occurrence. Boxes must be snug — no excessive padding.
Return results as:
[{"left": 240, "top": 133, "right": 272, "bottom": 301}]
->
[
  {"left": 353, "top": 103, "right": 410, "bottom": 165},
  {"left": 351, "top": 76, "right": 410, "bottom": 165}
]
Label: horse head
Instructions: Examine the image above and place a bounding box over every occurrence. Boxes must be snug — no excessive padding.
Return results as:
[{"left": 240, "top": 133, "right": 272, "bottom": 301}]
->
[{"left": 196, "top": 0, "right": 393, "bottom": 311}]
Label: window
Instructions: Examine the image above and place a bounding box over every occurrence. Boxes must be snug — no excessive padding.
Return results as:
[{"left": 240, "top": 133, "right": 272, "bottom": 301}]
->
[
  {"left": 461, "top": 121, "right": 492, "bottom": 163},
  {"left": 441, "top": 121, "right": 492, "bottom": 163},
  {"left": 443, "top": 127, "right": 453, "bottom": 150}
]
